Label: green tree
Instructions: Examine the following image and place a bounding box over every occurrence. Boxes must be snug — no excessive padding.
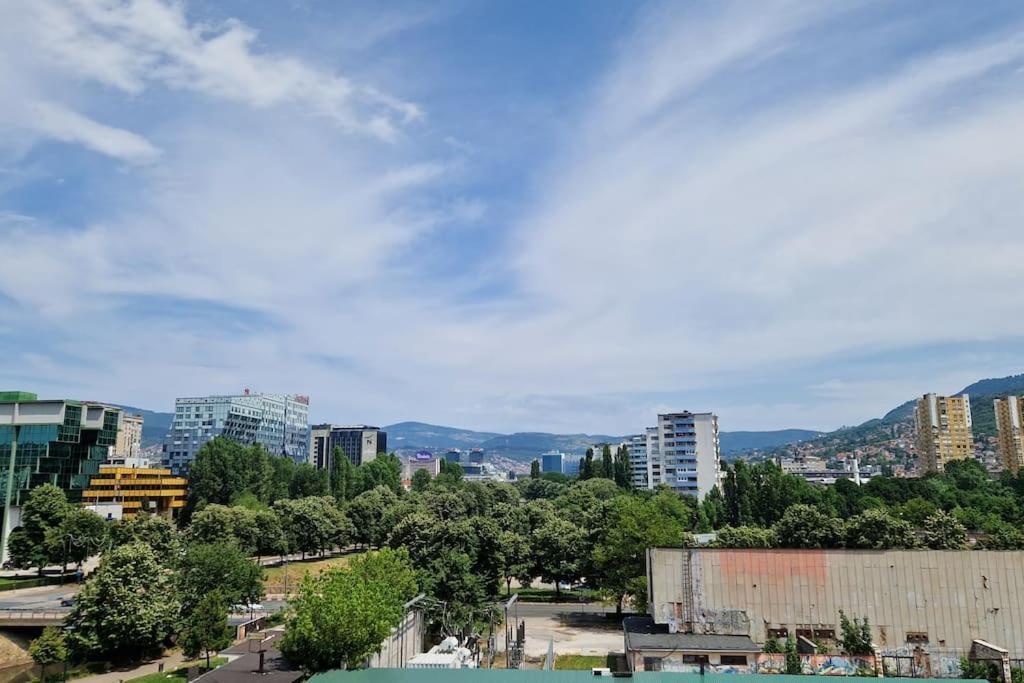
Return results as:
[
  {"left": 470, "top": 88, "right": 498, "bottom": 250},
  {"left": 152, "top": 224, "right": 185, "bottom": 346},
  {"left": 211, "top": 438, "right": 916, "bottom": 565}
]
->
[
  {"left": 109, "top": 514, "right": 181, "bottom": 563},
  {"left": 411, "top": 468, "right": 432, "bottom": 492},
  {"left": 186, "top": 438, "right": 252, "bottom": 514},
  {"left": 188, "top": 504, "right": 242, "bottom": 547},
  {"left": 839, "top": 611, "right": 874, "bottom": 655},
  {"left": 281, "top": 549, "right": 417, "bottom": 671},
  {"left": 65, "top": 542, "right": 179, "bottom": 661},
  {"left": 254, "top": 508, "right": 288, "bottom": 559},
  {"left": 180, "top": 590, "right": 233, "bottom": 668},
  {"left": 530, "top": 459, "right": 540, "bottom": 479},
  {"left": 58, "top": 507, "right": 109, "bottom": 571},
  {"left": 714, "top": 525, "right": 776, "bottom": 548},
  {"left": 772, "top": 504, "right": 844, "bottom": 549},
  {"left": 785, "top": 634, "right": 802, "bottom": 674},
  {"left": 976, "top": 523, "right": 1024, "bottom": 549},
  {"left": 29, "top": 626, "right": 67, "bottom": 682},
  {"left": 7, "top": 484, "right": 69, "bottom": 574},
  {"left": 593, "top": 491, "right": 693, "bottom": 614},
  {"left": 178, "top": 543, "right": 264, "bottom": 615},
  {"left": 348, "top": 486, "right": 398, "bottom": 548},
  {"left": 275, "top": 497, "right": 350, "bottom": 557},
  {"left": 580, "top": 449, "right": 594, "bottom": 480},
  {"left": 354, "top": 454, "right": 402, "bottom": 495},
  {"left": 614, "top": 446, "right": 632, "bottom": 489},
  {"left": 922, "top": 510, "right": 967, "bottom": 549},
  {"left": 329, "top": 448, "right": 356, "bottom": 502},
  {"left": 844, "top": 509, "right": 918, "bottom": 549},
  {"left": 600, "top": 445, "right": 614, "bottom": 480},
  {"left": 532, "top": 517, "right": 586, "bottom": 597},
  {"left": 290, "top": 463, "right": 329, "bottom": 499},
  {"left": 723, "top": 462, "right": 755, "bottom": 526}
]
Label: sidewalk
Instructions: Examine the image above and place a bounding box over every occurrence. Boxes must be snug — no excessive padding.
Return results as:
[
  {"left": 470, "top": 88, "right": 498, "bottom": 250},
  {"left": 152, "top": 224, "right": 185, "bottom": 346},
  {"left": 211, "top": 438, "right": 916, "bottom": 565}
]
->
[{"left": 75, "top": 651, "right": 188, "bottom": 683}]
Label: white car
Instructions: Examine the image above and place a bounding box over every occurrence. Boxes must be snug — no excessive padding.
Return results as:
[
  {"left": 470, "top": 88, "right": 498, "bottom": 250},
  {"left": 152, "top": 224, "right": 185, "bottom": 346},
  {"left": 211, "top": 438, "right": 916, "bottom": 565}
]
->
[{"left": 231, "top": 602, "right": 264, "bottom": 612}]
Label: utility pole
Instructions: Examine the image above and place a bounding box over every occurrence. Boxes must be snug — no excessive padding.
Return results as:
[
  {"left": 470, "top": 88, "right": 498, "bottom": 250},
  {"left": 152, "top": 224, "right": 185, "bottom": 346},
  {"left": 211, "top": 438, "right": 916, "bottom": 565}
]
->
[{"left": 1, "top": 425, "right": 20, "bottom": 566}]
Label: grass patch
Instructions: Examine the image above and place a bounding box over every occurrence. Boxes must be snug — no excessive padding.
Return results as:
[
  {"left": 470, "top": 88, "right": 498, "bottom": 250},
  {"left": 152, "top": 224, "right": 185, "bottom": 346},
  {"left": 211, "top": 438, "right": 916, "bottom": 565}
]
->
[
  {"left": 0, "top": 575, "right": 73, "bottom": 591},
  {"left": 555, "top": 654, "right": 608, "bottom": 670},
  {"left": 126, "top": 657, "right": 226, "bottom": 683},
  {"left": 263, "top": 555, "right": 359, "bottom": 587}
]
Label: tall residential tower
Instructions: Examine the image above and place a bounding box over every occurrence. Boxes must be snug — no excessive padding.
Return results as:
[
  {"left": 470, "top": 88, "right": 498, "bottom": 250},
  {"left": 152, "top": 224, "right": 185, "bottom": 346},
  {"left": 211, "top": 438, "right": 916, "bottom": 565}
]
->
[
  {"left": 914, "top": 393, "right": 973, "bottom": 473},
  {"left": 994, "top": 396, "right": 1024, "bottom": 474}
]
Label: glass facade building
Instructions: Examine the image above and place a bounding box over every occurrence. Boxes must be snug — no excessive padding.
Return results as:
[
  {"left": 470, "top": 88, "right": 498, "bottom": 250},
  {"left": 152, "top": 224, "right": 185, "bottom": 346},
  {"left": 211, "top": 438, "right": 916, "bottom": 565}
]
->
[
  {"left": 1, "top": 392, "right": 122, "bottom": 563},
  {"left": 309, "top": 424, "right": 387, "bottom": 469},
  {"left": 162, "top": 391, "right": 309, "bottom": 474}
]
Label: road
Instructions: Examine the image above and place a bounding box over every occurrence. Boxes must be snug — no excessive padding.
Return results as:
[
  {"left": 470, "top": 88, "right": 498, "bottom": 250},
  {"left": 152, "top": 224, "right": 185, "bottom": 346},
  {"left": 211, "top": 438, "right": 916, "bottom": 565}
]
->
[{"left": 0, "top": 584, "right": 78, "bottom": 611}]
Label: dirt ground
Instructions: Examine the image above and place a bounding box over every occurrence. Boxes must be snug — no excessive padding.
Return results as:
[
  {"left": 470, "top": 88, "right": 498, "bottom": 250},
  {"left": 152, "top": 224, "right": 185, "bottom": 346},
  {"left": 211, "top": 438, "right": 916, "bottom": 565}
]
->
[
  {"left": 0, "top": 630, "right": 32, "bottom": 668},
  {"left": 520, "top": 614, "right": 624, "bottom": 658}
]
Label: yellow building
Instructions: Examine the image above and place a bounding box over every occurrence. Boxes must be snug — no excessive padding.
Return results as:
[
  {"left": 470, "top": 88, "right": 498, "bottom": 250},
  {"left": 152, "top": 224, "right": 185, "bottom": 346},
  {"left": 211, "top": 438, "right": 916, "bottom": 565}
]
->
[
  {"left": 114, "top": 413, "right": 144, "bottom": 458},
  {"left": 83, "top": 465, "right": 187, "bottom": 520},
  {"left": 914, "top": 393, "right": 973, "bottom": 473},
  {"left": 994, "top": 396, "right": 1024, "bottom": 474}
]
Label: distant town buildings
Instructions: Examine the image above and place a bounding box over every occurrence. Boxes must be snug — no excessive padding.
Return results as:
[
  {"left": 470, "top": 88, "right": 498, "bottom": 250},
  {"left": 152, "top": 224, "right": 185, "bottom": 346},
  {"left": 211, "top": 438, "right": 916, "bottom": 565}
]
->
[
  {"left": 914, "top": 393, "right": 973, "bottom": 473},
  {"left": 993, "top": 396, "right": 1024, "bottom": 474},
  {"left": 776, "top": 454, "right": 872, "bottom": 485},
  {"left": 444, "top": 448, "right": 461, "bottom": 464},
  {"left": 0, "top": 391, "right": 121, "bottom": 564},
  {"left": 83, "top": 464, "right": 187, "bottom": 520},
  {"left": 310, "top": 424, "right": 387, "bottom": 469},
  {"left": 163, "top": 391, "right": 310, "bottom": 474}
]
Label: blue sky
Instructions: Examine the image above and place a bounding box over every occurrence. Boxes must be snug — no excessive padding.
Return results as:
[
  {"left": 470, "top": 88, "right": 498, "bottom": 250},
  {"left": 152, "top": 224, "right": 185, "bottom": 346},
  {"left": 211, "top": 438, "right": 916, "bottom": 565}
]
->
[{"left": 2, "top": 0, "right": 1024, "bottom": 434}]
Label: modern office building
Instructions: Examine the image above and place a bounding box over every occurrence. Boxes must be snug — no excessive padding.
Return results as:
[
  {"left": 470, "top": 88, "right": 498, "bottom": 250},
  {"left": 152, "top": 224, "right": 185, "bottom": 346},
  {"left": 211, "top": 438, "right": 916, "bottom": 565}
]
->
[
  {"left": 407, "top": 451, "right": 440, "bottom": 478},
  {"left": 163, "top": 390, "right": 309, "bottom": 474},
  {"left": 0, "top": 392, "right": 121, "bottom": 564},
  {"left": 994, "top": 396, "right": 1024, "bottom": 474},
  {"left": 310, "top": 424, "right": 387, "bottom": 469},
  {"left": 468, "top": 448, "right": 485, "bottom": 464},
  {"left": 82, "top": 465, "right": 187, "bottom": 520},
  {"left": 625, "top": 433, "right": 649, "bottom": 489},
  {"left": 114, "top": 413, "right": 143, "bottom": 458},
  {"left": 540, "top": 450, "right": 565, "bottom": 474},
  {"left": 444, "top": 448, "right": 462, "bottom": 464},
  {"left": 645, "top": 412, "right": 720, "bottom": 499},
  {"left": 914, "top": 393, "right": 973, "bottom": 473}
]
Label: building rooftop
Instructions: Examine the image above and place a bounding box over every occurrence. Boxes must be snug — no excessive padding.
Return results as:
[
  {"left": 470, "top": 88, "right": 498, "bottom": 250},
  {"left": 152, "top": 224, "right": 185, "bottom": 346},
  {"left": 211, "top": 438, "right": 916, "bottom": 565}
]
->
[{"left": 623, "top": 616, "right": 759, "bottom": 653}]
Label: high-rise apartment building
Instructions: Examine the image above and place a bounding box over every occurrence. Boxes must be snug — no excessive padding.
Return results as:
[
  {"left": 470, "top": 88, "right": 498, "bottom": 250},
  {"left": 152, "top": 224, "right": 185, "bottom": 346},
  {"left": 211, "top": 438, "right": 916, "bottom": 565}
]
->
[
  {"left": 114, "top": 413, "right": 143, "bottom": 458},
  {"left": 914, "top": 393, "right": 973, "bottom": 473},
  {"left": 994, "top": 396, "right": 1024, "bottom": 474},
  {"left": 163, "top": 391, "right": 309, "bottom": 474},
  {"left": 1, "top": 391, "right": 121, "bottom": 563},
  {"left": 625, "top": 433, "right": 649, "bottom": 489},
  {"left": 645, "top": 412, "right": 721, "bottom": 499},
  {"left": 310, "top": 424, "right": 387, "bottom": 469}
]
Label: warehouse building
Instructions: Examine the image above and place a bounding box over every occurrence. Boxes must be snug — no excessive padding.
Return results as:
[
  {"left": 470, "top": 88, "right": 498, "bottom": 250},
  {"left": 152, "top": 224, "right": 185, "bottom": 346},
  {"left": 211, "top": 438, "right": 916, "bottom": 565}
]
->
[{"left": 646, "top": 547, "right": 1024, "bottom": 669}]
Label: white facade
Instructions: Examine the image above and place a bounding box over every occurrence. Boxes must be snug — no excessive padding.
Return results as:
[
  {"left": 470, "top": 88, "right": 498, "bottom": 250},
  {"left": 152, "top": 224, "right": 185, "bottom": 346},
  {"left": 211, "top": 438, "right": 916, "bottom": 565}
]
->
[
  {"left": 647, "top": 412, "right": 720, "bottom": 499},
  {"left": 625, "top": 433, "right": 649, "bottom": 488}
]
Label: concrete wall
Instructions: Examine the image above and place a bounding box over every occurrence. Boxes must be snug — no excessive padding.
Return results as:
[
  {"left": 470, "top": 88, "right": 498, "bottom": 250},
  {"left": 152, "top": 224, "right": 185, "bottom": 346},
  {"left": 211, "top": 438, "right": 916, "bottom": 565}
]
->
[
  {"left": 368, "top": 608, "right": 423, "bottom": 668},
  {"left": 648, "top": 548, "right": 1024, "bottom": 657}
]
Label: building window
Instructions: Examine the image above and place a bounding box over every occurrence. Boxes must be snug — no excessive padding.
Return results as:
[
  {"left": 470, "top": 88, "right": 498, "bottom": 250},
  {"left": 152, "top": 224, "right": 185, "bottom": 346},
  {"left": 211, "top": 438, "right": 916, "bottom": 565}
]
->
[
  {"left": 720, "top": 655, "right": 748, "bottom": 666},
  {"left": 906, "top": 632, "right": 929, "bottom": 644},
  {"left": 813, "top": 629, "right": 836, "bottom": 641},
  {"left": 683, "top": 655, "right": 709, "bottom": 664},
  {"left": 767, "top": 628, "right": 789, "bottom": 639}
]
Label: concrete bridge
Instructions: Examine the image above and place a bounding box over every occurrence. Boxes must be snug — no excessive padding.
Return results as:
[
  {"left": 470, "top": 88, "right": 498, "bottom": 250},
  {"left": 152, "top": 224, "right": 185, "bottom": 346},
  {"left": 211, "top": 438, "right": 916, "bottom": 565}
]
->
[{"left": 0, "top": 608, "right": 69, "bottom": 626}]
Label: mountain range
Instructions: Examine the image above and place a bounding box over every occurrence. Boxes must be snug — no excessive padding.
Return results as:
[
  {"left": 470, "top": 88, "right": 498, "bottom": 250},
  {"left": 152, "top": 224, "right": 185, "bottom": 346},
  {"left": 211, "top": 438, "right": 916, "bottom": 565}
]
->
[{"left": 117, "top": 371, "right": 1024, "bottom": 459}]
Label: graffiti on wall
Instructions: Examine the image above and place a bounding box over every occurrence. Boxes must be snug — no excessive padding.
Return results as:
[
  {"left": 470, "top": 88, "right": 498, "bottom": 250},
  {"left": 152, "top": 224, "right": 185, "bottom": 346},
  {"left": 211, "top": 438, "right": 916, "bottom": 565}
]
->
[{"left": 755, "top": 653, "right": 877, "bottom": 676}]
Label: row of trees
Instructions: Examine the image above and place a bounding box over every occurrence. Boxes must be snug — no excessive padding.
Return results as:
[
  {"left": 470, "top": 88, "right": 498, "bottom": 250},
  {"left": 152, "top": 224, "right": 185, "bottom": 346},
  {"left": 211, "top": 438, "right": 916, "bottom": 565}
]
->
[
  {"left": 185, "top": 439, "right": 402, "bottom": 520},
  {"left": 704, "top": 458, "right": 1024, "bottom": 548}
]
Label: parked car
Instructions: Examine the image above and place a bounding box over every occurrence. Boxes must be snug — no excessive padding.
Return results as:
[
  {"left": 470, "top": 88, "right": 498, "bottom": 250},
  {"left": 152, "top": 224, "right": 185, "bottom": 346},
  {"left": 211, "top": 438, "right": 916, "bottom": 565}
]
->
[{"left": 59, "top": 597, "right": 75, "bottom": 607}]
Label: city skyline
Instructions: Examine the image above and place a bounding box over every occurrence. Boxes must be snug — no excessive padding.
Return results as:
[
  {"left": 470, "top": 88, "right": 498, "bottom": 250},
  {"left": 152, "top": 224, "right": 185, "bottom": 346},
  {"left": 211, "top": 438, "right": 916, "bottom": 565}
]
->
[{"left": 3, "top": 1, "right": 1024, "bottom": 435}]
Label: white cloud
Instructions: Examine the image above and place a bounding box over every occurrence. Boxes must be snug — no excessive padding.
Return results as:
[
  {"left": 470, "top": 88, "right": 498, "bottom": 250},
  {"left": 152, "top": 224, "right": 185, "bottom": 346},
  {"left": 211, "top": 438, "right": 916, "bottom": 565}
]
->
[{"left": 25, "top": 101, "right": 161, "bottom": 163}]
